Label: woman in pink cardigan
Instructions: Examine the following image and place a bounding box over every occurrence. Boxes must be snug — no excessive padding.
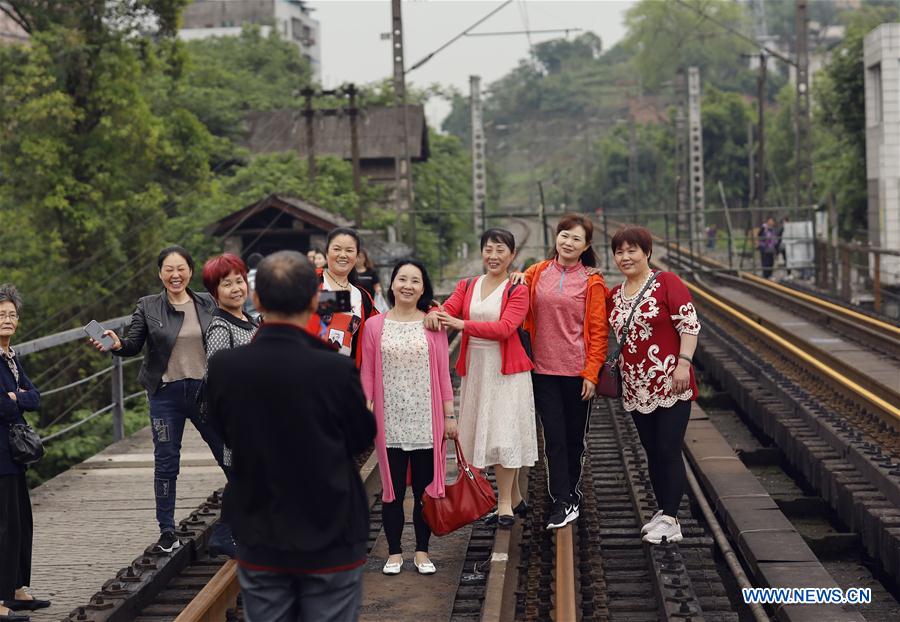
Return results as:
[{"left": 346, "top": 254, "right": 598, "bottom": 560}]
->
[
  {"left": 361, "top": 259, "right": 456, "bottom": 577},
  {"left": 426, "top": 228, "right": 538, "bottom": 528}
]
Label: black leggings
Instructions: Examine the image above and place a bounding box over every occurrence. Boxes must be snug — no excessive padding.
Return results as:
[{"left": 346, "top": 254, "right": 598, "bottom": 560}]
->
[
  {"left": 533, "top": 374, "right": 591, "bottom": 506},
  {"left": 0, "top": 473, "right": 31, "bottom": 600},
  {"left": 383, "top": 448, "right": 434, "bottom": 555},
  {"left": 631, "top": 400, "right": 692, "bottom": 517}
]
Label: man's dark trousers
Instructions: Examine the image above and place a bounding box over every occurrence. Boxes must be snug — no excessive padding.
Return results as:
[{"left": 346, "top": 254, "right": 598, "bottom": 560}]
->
[{"left": 238, "top": 565, "right": 363, "bottom": 622}]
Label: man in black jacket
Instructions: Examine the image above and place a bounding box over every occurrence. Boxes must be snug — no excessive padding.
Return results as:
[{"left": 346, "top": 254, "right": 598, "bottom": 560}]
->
[{"left": 207, "top": 251, "right": 375, "bottom": 622}]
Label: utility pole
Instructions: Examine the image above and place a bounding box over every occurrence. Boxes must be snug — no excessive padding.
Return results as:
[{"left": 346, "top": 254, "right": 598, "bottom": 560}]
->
[
  {"left": 755, "top": 52, "right": 767, "bottom": 209},
  {"left": 302, "top": 87, "right": 316, "bottom": 183},
  {"left": 391, "top": 0, "right": 415, "bottom": 248},
  {"left": 628, "top": 109, "right": 638, "bottom": 220},
  {"left": 795, "top": 0, "right": 812, "bottom": 209},
  {"left": 345, "top": 84, "right": 363, "bottom": 226},
  {"left": 687, "top": 66, "right": 706, "bottom": 254},
  {"left": 470, "top": 75, "right": 487, "bottom": 233},
  {"left": 675, "top": 68, "right": 689, "bottom": 245}
]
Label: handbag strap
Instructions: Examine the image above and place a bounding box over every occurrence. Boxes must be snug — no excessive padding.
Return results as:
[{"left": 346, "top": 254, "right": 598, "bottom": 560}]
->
[{"left": 608, "top": 271, "right": 659, "bottom": 361}]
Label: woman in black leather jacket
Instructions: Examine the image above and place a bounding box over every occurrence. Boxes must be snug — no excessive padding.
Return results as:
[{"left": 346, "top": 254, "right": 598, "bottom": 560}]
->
[{"left": 90, "top": 246, "right": 227, "bottom": 554}]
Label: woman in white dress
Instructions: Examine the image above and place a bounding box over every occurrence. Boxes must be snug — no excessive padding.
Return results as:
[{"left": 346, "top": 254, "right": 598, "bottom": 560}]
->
[{"left": 427, "top": 229, "right": 538, "bottom": 527}]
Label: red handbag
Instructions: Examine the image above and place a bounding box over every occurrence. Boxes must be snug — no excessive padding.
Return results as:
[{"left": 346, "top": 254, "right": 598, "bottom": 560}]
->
[{"left": 422, "top": 440, "right": 496, "bottom": 536}]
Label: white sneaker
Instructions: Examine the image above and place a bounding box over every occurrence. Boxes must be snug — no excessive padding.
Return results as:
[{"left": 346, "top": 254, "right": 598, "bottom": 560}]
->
[
  {"left": 382, "top": 557, "right": 403, "bottom": 575},
  {"left": 641, "top": 510, "right": 665, "bottom": 534},
  {"left": 414, "top": 557, "right": 436, "bottom": 575},
  {"left": 642, "top": 515, "right": 682, "bottom": 544}
]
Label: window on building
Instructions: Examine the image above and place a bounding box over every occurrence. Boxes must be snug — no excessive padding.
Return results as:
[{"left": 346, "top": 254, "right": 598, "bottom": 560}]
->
[
  {"left": 869, "top": 63, "right": 882, "bottom": 125},
  {"left": 292, "top": 18, "right": 304, "bottom": 41}
]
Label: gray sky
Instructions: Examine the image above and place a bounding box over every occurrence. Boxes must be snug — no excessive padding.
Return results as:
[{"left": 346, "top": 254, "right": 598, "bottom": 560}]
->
[{"left": 307, "top": 0, "right": 636, "bottom": 127}]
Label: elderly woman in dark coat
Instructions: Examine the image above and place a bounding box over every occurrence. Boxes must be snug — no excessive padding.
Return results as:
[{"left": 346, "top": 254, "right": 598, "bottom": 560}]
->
[{"left": 0, "top": 284, "right": 50, "bottom": 621}]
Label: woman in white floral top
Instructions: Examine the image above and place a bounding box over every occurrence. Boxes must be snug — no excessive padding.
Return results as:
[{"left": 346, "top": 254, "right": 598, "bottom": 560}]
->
[{"left": 608, "top": 226, "right": 700, "bottom": 545}]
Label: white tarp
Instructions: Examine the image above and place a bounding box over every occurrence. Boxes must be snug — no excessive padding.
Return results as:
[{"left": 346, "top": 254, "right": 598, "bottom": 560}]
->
[{"left": 782, "top": 221, "right": 815, "bottom": 269}]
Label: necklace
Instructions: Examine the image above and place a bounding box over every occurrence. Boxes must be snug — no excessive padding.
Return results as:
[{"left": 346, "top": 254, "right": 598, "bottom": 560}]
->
[
  {"left": 622, "top": 270, "right": 652, "bottom": 300},
  {"left": 325, "top": 269, "right": 350, "bottom": 290}
]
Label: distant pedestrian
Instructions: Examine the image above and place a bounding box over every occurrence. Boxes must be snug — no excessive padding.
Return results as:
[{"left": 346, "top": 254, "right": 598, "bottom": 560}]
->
[
  {"left": 609, "top": 226, "right": 700, "bottom": 545},
  {"left": 89, "top": 246, "right": 227, "bottom": 554},
  {"left": 0, "top": 285, "right": 51, "bottom": 620},
  {"left": 307, "top": 248, "right": 327, "bottom": 270},
  {"left": 354, "top": 249, "right": 382, "bottom": 301},
  {"left": 243, "top": 252, "right": 264, "bottom": 319},
  {"left": 706, "top": 224, "right": 718, "bottom": 250},
  {"left": 207, "top": 251, "right": 375, "bottom": 622},
  {"left": 307, "top": 228, "right": 378, "bottom": 367},
  {"left": 513, "top": 215, "right": 609, "bottom": 531},
  {"left": 362, "top": 259, "right": 455, "bottom": 576},
  {"left": 777, "top": 217, "right": 791, "bottom": 277},
  {"left": 757, "top": 217, "right": 778, "bottom": 278},
  {"left": 427, "top": 228, "right": 538, "bottom": 528},
  {"left": 200, "top": 253, "right": 260, "bottom": 558}
]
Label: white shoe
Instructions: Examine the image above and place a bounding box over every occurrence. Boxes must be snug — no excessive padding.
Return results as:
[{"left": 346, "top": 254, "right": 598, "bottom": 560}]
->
[
  {"left": 641, "top": 510, "right": 665, "bottom": 534},
  {"left": 382, "top": 557, "right": 403, "bottom": 575},
  {"left": 642, "top": 515, "right": 682, "bottom": 544},
  {"left": 414, "top": 557, "right": 436, "bottom": 575}
]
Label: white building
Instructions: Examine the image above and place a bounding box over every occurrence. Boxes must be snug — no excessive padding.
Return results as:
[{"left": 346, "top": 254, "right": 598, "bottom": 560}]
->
[
  {"left": 179, "top": 0, "right": 321, "bottom": 81},
  {"left": 864, "top": 23, "right": 900, "bottom": 285}
]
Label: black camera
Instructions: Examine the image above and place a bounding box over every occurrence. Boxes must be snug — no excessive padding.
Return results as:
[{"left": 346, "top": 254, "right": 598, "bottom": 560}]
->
[{"left": 317, "top": 290, "right": 352, "bottom": 317}]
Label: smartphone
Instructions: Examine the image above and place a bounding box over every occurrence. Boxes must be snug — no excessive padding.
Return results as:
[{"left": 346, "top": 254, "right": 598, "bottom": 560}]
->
[
  {"left": 317, "top": 290, "right": 352, "bottom": 316},
  {"left": 84, "top": 320, "right": 116, "bottom": 351}
]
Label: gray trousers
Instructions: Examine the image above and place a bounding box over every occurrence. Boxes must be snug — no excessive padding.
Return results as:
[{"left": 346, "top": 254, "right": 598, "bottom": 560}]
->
[{"left": 238, "top": 564, "right": 364, "bottom": 622}]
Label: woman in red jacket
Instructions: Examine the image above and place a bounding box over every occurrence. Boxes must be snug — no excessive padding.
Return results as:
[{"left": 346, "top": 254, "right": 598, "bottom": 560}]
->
[
  {"left": 513, "top": 213, "right": 609, "bottom": 530},
  {"left": 426, "top": 229, "right": 537, "bottom": 527}
]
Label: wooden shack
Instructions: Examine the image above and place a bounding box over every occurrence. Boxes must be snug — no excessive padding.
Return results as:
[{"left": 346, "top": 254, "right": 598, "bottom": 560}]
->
[
  {"left": 242, "top": 105, "right": 430, "bottom": 195},
  {"left": 206, "top": 194, "right": 352, "bottom": 258}
]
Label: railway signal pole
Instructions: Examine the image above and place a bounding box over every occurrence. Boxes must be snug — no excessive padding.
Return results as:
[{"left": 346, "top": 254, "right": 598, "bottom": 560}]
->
[
  {"left": 391, "top": 0, "right": 415, "bottom": 248},
  {"left": 688, "top": 66, "right": 706, "bottom": 254},
  {"left": 471, "top": 75, "right": 487, "bottom": 233},
  {"left": 795, "top": 0, "right": 812, "bottom": 209}
]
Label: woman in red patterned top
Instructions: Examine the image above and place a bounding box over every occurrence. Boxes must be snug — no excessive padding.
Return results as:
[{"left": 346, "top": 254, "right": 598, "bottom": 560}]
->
[{"left": 608, "top": 226, "right": 700, "bottom": 545}]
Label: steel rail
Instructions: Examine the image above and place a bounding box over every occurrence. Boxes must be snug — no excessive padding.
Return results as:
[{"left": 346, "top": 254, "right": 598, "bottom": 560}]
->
[
  {"left": 553, "top": 525, "right": 577, "bottom": 621},
  {"left": 664, "top": 237, "right": 900, "bottom": 338},
  {"left": 685, "top": 279, "right": 900, "bottom": 425}
]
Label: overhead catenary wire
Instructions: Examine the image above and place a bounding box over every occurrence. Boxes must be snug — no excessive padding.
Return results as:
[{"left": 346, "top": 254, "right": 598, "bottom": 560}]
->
[{"left": 407, "top": 0, "right": 514, "bottom": 73}]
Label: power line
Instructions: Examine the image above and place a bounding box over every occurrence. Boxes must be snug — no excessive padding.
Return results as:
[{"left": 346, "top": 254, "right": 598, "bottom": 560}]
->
[
  {"left": 407, "top": 0, "right": 514, "bottom": 73},
  {"left": 673, "top": 0, "right": 794, "bottom": 66}
]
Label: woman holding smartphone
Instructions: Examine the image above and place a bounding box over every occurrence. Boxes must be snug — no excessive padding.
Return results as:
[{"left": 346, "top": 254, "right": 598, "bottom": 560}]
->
[
  {"left": 306, "top": 227, "right": 378, "bottom": 368},
  {"left": 89, "top": 246, "right": 227, "bottom": 555}
]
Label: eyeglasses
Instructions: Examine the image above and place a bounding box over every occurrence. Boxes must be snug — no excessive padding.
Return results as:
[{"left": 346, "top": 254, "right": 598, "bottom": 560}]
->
[{"left": 0, "top": 313, "right": 19, "bottom": 321}]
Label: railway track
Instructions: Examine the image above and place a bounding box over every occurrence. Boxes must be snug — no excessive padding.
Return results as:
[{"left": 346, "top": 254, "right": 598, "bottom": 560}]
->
[{"left": 515, "top": 399, "right": 741, "bottom": 621}]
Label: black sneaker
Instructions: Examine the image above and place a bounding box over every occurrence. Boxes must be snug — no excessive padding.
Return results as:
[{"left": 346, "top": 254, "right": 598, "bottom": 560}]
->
[
  {"left": 546, "top": 501, "right": 574, "bottom": 530},
  {"left": 153, "top": 531, "right": 181, "bottom": 553}
]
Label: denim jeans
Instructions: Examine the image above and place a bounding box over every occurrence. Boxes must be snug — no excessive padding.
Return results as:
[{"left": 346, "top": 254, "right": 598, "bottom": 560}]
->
[
  {"left": 149, "top": 379, "right": 226, "bottom": 532},
  {"left": 238, "top": 564, "right": 364, "bottom": 622}
]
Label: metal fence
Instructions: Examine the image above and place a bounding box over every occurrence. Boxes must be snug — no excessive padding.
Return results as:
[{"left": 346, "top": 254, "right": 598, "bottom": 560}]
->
[{"left": 17, "top": 315, "right": 146, "bottom": 444}]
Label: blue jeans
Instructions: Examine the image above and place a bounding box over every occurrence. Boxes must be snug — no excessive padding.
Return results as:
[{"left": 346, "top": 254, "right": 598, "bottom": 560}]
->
[
  {"left": 149, "top": 379, "right": 226, "bottom": 532},
  {"left": 238, "top": 564, "right": 364, "bottom": 622}
]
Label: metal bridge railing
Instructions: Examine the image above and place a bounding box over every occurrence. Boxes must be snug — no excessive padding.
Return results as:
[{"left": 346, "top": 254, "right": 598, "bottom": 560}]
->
[{"left": 17, "top": 315, "right": 145, "bottom": 444}]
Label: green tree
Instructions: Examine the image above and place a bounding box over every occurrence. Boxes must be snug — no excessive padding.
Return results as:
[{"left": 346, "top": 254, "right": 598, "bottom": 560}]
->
[
  {"left": 622, "top": 0, "right": 756, "bottom": 92},
  {"left": 813, "top": 5, "right": 899, "bottom": 238}
]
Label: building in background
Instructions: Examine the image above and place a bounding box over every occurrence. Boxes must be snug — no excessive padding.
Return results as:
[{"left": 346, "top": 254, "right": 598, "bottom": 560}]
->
[
  {"left": 864, "top": 23, "right": 900, "bottom": 285},
  {"left": 180, "top": 0, "right": 321, "bottom": 81}
]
